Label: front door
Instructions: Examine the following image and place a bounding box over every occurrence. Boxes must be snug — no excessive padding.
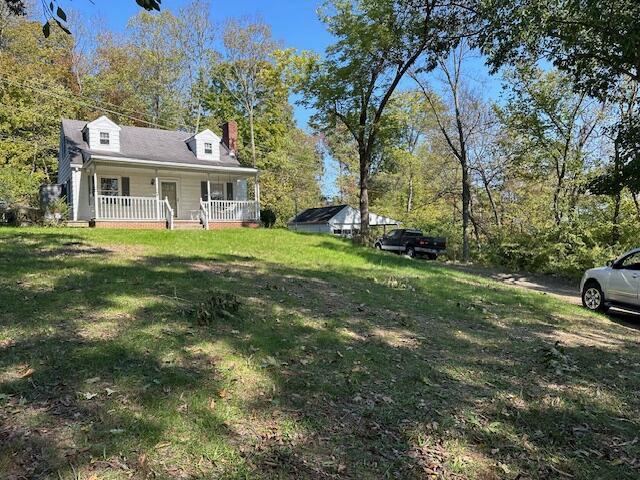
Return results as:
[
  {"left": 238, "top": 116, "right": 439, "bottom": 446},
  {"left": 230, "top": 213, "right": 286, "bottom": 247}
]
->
[
  {"left": 608, "top": 251, "right": 640, "bottom": 305},
  {"left": 161, "top": 181, "right": 178, "bottom": 217}
]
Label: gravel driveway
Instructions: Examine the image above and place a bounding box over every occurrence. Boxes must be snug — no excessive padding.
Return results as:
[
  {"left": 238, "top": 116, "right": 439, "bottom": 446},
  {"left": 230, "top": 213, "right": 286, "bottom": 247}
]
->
[{"left": 443, "top": 262, "right": 582, "bottom": 305}]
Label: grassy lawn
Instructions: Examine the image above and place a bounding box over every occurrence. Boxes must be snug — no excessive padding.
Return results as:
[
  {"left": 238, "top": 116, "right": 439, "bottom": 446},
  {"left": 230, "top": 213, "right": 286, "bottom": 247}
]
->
[{"left": 1, "top": 228, "right": 639, "bottom": 479}]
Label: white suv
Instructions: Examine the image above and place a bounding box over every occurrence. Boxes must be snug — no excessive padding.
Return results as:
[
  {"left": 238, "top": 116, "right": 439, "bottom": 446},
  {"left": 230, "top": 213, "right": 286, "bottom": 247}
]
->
[{"left": 580, "top": 248, "right": 640, "bottom": 312}]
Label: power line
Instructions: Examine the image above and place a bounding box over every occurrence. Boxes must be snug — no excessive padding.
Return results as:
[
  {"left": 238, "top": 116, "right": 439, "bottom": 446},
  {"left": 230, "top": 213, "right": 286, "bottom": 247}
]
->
[
  {"left": 0, "top": 76, "right": 185, "bottom": 131},
  {"left": 24, "top": 76, "right": 184, "bottom": 129}
]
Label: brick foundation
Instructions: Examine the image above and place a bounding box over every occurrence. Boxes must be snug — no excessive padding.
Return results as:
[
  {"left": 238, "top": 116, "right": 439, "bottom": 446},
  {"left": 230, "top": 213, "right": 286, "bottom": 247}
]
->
[
  {"left": 209, "top": 222, "right": 260, "bottom": 229},
  {"left": 92, "top": 220, "right": 167, "bottom": 229},
  {"left": 90, "top": 220, "right": 260, "bottom": 230}
]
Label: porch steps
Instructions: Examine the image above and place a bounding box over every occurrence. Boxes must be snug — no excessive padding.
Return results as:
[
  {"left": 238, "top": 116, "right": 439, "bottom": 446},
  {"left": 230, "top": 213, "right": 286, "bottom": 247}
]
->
[{"left": 172, "top": 220, "right": 205, "bottom": 230}]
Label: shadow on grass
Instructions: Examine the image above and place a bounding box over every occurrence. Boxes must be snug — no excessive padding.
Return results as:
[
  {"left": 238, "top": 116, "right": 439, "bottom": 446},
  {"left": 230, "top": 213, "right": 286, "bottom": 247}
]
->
[{"left": 1, "top": 231, "right": 639, "bottom": 478}]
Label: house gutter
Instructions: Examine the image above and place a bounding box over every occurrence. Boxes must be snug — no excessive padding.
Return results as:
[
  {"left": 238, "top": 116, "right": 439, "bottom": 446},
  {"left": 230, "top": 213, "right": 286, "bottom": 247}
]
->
[{"left": 85, "top": 155, "right": 259, "bottom": 174}]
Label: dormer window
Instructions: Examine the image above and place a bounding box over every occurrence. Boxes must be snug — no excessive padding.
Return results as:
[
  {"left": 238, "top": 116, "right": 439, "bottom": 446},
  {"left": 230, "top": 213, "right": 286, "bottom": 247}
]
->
[
  {"left": 204, "top": 142, "right": 213, "bottom": 155},
  {"left": 100, "top": 132, "right": 110, "bottom": 145}
]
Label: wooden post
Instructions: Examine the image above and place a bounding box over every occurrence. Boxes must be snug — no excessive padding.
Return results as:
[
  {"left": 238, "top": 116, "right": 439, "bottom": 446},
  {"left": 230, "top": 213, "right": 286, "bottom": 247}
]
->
[
  {"left": 155, "top": 170, "right": 160, "bottom": 219},
  {"left": 255, "top": 173, "right": 260, "bottom": 221},
  {"left": 93, "top": 168, "right": 98, "bottom": 220}
]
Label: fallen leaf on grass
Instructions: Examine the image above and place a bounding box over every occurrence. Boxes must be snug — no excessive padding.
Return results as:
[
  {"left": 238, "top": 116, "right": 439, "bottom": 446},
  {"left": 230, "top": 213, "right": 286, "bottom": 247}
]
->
[
  {"left": 85, "top": 376, "right": 101, "bottom": 384},
  {"left": 110, "top": 428, "right": 125, "bottom": 434},
  {"left": 105, "top": 388, "right": 116, "bottom": 396},
  {"left": 208, "top": 398, "right": 216, "bottom": 410},
  {"left": 19, "top": 367, "right": 35, "bottom": 378},
  {"left": 262, "top": 356, "right": 279, "bottom": 367},
  {"left": 82, "top": 392, "right": 98, "bottom": 400}
]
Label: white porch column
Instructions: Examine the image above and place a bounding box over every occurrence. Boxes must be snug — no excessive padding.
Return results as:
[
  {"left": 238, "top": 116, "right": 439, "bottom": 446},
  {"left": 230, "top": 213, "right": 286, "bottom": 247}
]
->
[
  {"left": 206, "top": 174, "right": 211, "bottom": 220},
  {"left": 155, "top": 169, "right": 160, "bottom": 219},
  {"left": 71, "top": 167, "right": 81, "bottom": 221},
  {"left": 255, "top": 173, "right": 260, "bottom": 221},
  {"left": 92, "top": 168, "right": 98, "bottom": 220}
]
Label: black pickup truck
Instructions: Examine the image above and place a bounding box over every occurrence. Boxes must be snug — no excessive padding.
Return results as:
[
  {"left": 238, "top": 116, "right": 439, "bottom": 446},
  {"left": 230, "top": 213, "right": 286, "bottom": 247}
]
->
[{"left": 374, "top": 229, "right": 447, "bottom": 259}]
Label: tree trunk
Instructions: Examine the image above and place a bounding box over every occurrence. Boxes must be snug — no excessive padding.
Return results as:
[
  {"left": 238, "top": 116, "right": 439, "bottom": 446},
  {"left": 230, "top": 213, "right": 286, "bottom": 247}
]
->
[
  {"left": 358, "top": 149, "right": 370, "bottom": 242},
  {"left": 407, "top": 174, "right": 414, "bottom": 213},
  {"left": 612, "top": 191, "right": 621, "bottom": 244},
  {"left": 248, "top": 109, "right": 257, "bottom": 167},
  {"left": 461, "top": 159, "right": 471, "bottom": 262},
  {"left": 479, "top": 169, "right": 500, "bottom": 227}
]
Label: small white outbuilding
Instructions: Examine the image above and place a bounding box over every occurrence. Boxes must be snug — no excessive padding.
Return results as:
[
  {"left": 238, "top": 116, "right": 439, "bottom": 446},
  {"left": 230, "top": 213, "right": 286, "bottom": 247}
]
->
[{"left": 288, "top": 204, "right": 400, "bottom": 236}]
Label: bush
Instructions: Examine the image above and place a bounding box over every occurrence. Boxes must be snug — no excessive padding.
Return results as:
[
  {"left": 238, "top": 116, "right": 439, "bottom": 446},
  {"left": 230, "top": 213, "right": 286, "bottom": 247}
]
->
[
  {"left": 260, "top": 209, "right": 277, "bottom": 228},
  {"left": 41, "top": 197, "right": 69, "bottom": 226},
  {"left": 479, "top": 224, "right": 622, "bottom": 279}
]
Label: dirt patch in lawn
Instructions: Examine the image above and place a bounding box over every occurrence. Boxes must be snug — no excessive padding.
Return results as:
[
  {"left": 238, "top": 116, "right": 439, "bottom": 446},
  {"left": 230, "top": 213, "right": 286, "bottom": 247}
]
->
[{"left": 35, "top": 241, "right": 147, "bottom": 259}]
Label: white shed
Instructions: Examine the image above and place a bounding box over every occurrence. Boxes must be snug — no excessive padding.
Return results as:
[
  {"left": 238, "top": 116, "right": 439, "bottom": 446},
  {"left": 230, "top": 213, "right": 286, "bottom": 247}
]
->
[{"left": 288, "top": 205, "right": 400, "bottom": 236}]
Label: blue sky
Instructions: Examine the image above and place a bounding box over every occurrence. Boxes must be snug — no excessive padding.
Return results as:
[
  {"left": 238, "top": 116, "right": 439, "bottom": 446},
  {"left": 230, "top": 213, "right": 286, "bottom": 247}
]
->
[{"left": 63, "top": 0, "right": 500, "bottom": 198}]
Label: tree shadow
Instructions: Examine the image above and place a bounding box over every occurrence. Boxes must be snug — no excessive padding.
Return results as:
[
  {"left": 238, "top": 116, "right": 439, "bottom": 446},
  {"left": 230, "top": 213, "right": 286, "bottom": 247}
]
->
[{"left": 1, "top": 230, "right": 639, "bottom": 478}]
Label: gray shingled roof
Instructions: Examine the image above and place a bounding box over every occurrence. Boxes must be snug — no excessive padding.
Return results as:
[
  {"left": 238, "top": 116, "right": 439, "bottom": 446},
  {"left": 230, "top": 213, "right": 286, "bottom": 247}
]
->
[
  {"left": 61, "top": 119, "right": 242, "bottom": 168},
  {"left": 289, "top": 205, "right": 348, "bottom": 224}
]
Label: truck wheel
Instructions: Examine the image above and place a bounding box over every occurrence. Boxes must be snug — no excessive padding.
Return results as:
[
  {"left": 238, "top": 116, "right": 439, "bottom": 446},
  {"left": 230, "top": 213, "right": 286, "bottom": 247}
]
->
[
  {"left": 406, "top": 247, "right": 416, "bottom": 258},
  {"left": 375, "top": 243, "right": 382, "bottom": 250},
  {"left": 582, "top": 281, "right": 608, "bottom": 313}
]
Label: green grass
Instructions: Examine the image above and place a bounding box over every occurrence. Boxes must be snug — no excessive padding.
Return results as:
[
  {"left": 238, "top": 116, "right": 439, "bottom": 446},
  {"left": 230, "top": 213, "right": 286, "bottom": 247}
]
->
[{"left": 1, "top": 227, "right": 639, "bottom": 479}]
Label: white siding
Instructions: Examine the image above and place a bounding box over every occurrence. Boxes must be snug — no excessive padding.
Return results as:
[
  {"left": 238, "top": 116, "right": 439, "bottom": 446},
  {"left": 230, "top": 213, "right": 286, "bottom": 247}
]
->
[
  {"left": 70, "top": 169, "right": 82, "bottom": 221},
  {"left": 187, "top": 129, "right": 221, "bottom": 162},
  {"left": 290, "top": 223, "right": 332, "bottom": 234},
  {"left": 85, "top": 116, "right": 121, "bottom": 153},
  {"left": 329, "top": 206, "right": 359, "bottom": 228}
]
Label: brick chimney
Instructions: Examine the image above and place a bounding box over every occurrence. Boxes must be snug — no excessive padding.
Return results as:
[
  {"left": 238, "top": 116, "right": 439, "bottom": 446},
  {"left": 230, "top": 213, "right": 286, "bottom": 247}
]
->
[{"left": 221, "top": 121, "right": 238, "bottom": 154}]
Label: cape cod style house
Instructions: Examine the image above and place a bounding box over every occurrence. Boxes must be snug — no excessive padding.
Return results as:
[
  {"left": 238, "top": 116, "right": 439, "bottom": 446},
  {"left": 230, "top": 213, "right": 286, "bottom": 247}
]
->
[{"left": 57, "top": 116, "right": 260, "bottom": 229}]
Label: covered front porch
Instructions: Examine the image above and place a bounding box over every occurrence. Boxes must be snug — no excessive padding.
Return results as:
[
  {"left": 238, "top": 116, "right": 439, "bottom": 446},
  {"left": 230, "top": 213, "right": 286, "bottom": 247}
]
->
[{"left": 82, "top": 158, "right": 260, "bottom": 229}]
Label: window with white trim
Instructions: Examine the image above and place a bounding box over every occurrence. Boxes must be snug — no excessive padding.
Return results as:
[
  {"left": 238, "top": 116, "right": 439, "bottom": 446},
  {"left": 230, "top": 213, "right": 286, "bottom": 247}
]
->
[
  {"left": 204, "top": 142, "right": 213, "bottom": 154},
  {"left": 100, "top": 132, "right": 110, "bottom": 145},
  {"left": 100, "top": 177, "right": 119, "bottom": 196},
  {"left": 210, "top": 183, "right": 224, "bottom": 200}
]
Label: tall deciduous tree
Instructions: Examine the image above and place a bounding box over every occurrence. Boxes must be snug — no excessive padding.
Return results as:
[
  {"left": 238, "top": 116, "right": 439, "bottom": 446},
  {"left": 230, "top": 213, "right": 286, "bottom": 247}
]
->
[
  {"left": 479, "top": 0, "right": 640, "bottom": 195},
  {"left": 213, "top": 18, "right": 279, "bottom": 167},
  {"left": 412, "top": 42, "right": 487, "bottom": 260},
  {"left": 303, "top": 0, "right": 470, "bottom": 240},
  {"left": 499, "top": 66, "right": 605, "bottom": 225}
]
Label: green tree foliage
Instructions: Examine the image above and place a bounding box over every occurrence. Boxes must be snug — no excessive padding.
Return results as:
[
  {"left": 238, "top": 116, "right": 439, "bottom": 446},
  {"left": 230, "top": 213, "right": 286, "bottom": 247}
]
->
[
  {"left": 479, "top": 0, "right": 640, "bottom": 99},
  {"left": 302, "top": 0, "right": 471, "bottom": 239},
  {"left": 204, "top": 25, "right": 323, "bottom": 225},
  {"left": 0, "top": 14, "right": 79, "bottom": 206}
]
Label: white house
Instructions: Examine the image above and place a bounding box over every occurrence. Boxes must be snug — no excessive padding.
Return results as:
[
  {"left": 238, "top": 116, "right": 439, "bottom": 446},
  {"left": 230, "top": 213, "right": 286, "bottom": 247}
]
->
[
  {"left": 288, "top": 205, "right": 400, "bottom": 236},
  {"left": 57, "top": 116, "right": 260, "bottom": 229}
]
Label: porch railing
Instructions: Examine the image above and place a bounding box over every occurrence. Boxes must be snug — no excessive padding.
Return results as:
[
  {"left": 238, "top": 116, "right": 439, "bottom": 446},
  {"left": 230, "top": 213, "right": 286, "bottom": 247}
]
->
[
  {"left": 96, "top": 195, "right": 164, "bottom": 220},
  {"left": 206, "top": 200, "right": 259, "bottom": 222},
  {"left": 199, "top": 199, "right": 209, "bottom": 230},
  {"left": 163, "top": 197, "right": 174, "bottom": 230}
]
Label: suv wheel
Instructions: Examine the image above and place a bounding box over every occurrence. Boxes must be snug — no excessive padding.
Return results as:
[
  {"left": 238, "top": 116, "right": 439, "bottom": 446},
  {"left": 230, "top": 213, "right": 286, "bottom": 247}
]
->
[{"left": 582, "top": 281, "right": 608, "bottom": 312}]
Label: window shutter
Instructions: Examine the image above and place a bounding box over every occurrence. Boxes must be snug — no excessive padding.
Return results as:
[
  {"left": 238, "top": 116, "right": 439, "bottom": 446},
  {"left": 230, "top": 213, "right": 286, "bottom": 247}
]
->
[
  {"left": 200, "top": 181, "right": 208, "bottom": 201},
  {"left": 226, "top": 182, "right": 233, "bottom": 200},
  {"left": 121, "top": 177, "right": 130, "bottom": 196}
]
